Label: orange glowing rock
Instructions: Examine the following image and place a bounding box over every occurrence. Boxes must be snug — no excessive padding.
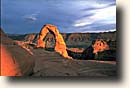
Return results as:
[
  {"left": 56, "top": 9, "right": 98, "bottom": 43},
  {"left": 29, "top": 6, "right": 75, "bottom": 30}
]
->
[
  {"left": 1, "top": 45, "right": 22, "bottom": 76},
  {"left": 0, "top": 28, "right": 34, "bottom": 76},
  {"left": 55, "top": 33, "right": 68, "bottom": 57},
  {"left": 36, "top": 24, "right": 72, "bottom": 59},
  {"left": 92, "top": 39, "right": 109, "bottom": 54},
  {"left": 37, "top": 39, "right": 45, "bottom": 48}
]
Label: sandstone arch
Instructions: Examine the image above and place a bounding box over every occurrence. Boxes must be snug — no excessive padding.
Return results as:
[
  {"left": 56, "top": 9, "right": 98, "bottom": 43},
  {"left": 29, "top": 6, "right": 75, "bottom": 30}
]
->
[
  {"left": 36, "top": 24, "right": 72, "bottom": 59},
  {"left": 92, "top": 39, "right": 109, "bottom": 54}
]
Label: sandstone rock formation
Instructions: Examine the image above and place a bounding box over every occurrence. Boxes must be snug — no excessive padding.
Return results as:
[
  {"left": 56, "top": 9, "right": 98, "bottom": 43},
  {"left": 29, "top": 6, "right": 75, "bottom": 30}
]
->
[
  {"left": 36, "top": 24, "right": 72, "bottom": 59},
  {"left": 67, "top": 39, "right": 116, "bottom": 61},
  {"left": 92, "top": 39, "right": 109, "bottom": 54},
  {"left": 24, "top": 33, "right": 36, "bottom": 43},
  {"left": 0, "top": 28, "right": 34, "bottom": 76}
]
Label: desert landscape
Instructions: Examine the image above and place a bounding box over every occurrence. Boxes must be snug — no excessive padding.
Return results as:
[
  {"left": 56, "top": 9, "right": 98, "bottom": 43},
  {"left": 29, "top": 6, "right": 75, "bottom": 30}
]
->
[
  {"left": 1, "top": 25, "right": 117, "bottom": 77},
  {"left": 1, "top": 0, "right": 116, "bottom": 79}
]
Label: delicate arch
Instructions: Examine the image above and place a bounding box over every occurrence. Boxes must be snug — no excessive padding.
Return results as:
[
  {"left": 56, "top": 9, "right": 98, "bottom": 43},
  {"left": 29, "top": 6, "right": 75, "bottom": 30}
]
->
[{"left": 36, "top": 24, "right": 72, "bottom": 59}]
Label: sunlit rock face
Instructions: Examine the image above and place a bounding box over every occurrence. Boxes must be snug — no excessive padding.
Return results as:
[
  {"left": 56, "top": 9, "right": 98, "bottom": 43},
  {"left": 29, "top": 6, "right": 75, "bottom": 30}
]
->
[
  {"left": 1, "top": 45, "right": 22, "bottom": 76},
  {"left": 37, "top": 39, "right": 46, "bottom": 48},
  {"left": 36, "top": 24, "right": 72, "bottom": 59},
  {"left": 55, "top": 33, "right": 68, "bottom": 58},
  {"left": 0, "top": 28, "right": 34, "bottom": 76},
  {"left": 92, "top": 39, "right": 109, "bottom": 54}
]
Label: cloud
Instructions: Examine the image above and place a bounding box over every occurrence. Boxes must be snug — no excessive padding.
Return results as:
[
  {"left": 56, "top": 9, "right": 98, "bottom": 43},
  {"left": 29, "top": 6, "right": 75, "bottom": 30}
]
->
[
  {"left": 23, "top": 12, "right": 40, "bottom": 22},
  {"left": 24, "top": 16, "right": 37, "bottom": 21},
  {"left": 82, "top": 28, "right": 116, "bottom": 33},
  {"left": 73, "top": 3, "right": 116, "bottom": 28},
  {"left": 73, "top": 21, "right": 92, "bottom": 27},
  {"left": 2, "top": 0, "right": 116, "bottom": 33},
  {"left": 89, "top": 5, "right": 116, "bottom": 23}
]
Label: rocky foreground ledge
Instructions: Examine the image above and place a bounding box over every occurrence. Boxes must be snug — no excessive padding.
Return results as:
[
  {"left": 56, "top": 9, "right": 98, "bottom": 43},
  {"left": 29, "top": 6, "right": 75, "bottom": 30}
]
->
[{"left": 31, "top": 49, "right": 117, "bottom": 77}]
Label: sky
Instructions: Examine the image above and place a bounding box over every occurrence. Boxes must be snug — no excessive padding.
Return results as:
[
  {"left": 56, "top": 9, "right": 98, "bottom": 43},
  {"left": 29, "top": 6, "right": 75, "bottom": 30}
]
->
[{"left": 1, "top": 0, "right": 116, "bottom": 34}]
